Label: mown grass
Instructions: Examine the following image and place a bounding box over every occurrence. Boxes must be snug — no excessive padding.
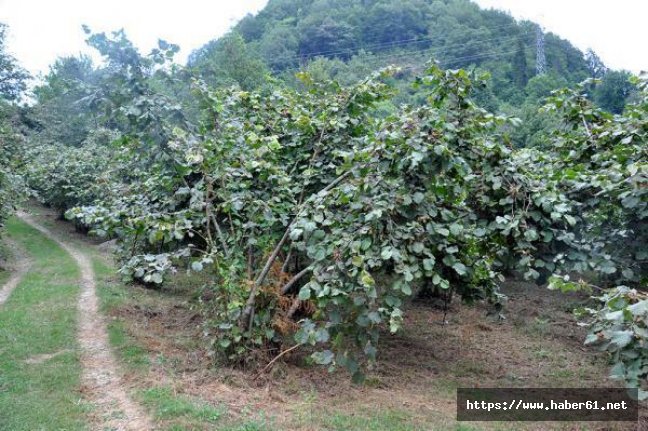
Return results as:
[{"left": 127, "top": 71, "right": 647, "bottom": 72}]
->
[
  {"left": 93, "top": 256, "right": 270, "bottom": 430},
  {"left": 0, "top": 267, "right": 8, "bottom": 286},
  {"left": 0, "top": 237, "right": 12, "bottom": 285},
  {"left": 90, "top": 247, "right": 488, "bottom": 431},
  {"left": 312, "top": 409, "right": 422, "bottom": 431},
  {"left": 139, "top": 386, "right": 224, "bottom": 424},
  {"left": 31, "top": 206, "right": 617, "bottom": 431},
  {"left": 0, "top": 217, "right": 87, "bottom": 430}
]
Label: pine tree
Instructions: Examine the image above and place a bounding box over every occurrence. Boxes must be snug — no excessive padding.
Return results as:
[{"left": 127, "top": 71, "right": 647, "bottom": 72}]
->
[{"left": 512, "top": 40, "right": 528, "bottom": 87}]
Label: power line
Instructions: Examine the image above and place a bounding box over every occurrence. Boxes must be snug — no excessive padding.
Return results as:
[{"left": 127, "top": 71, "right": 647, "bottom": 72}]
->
[
  {"left": 358, "top": 35, "right": 528, "bottom": 67},
  {"left": 269, "top": 22, "right": 530, "bottom": 67},
  {"left": 314, "top": 20, "right": 525, "bottom": 53},
  {"left": 405, "top": 48, "right": 521, "bottom": 72},
  {"left": 272, "top": 32, "right": 531, "bottom": 73},
  {"left": 272, "top": 33, "right": 532, "bottom": 75}
]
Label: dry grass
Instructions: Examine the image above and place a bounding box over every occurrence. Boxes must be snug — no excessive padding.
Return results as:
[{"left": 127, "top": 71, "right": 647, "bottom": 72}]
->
[{"left": 24, "top": 203, "right": 643, "bottom": 430}]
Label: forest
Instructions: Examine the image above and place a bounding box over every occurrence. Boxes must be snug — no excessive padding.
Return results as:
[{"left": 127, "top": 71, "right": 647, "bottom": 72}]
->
[{"left": 0, "top": 0, "right": 646, "bottom": 430}]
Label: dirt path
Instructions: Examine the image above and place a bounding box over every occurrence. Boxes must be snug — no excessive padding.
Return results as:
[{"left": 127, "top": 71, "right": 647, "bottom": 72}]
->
[
  {"left": 0, "top": 237, "right": 31, "bottom": 306},
  {"left": 18, "top": 212, "right": 153, "bottom": 431}
]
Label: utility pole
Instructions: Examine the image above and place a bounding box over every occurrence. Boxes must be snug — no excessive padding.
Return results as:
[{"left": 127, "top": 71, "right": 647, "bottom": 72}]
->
[{"left": 536, "top": 24, "right": 546, "bottom": 75}]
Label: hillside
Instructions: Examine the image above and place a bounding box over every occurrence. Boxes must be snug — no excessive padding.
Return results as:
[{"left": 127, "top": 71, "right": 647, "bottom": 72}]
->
[{"left": 189, "top": 0, "right": 591, "bottom": 109}]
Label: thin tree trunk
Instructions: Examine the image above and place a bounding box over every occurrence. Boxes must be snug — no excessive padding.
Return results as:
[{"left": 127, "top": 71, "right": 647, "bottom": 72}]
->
[
  {"left": 280, "top": 266, "right": 312, "bottom": 295},
  {"left": 238, "top": 170, "right": 352, "bottom": 330}
]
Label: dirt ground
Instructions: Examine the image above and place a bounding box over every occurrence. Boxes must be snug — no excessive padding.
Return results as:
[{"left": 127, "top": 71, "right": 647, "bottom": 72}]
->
[{"left": 26, "top": 203, "right": 646, "bottom": 431}]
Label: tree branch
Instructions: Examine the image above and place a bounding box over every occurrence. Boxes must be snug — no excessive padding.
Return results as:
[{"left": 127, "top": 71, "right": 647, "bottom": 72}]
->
[
  {"left": 238, "top": 170, "right": 353, "bottom": 330},
  {"left": 280, "top": 266, "right": 313, "bottom": 295},
  {"left": 253, "top": 343, "right": 303, "bottom": 380}
]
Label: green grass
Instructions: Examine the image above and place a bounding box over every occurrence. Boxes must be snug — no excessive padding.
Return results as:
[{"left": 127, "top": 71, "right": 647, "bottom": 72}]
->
[
  {"left": 0, "top": 237, "right": 13, "bottom": 285},
  {"left": 140, "top": 385, "right": 224, "bottom": 423},
  {"left": 305, "top": 407, "right": 485, "bottom": 431},
  {"left": 92, "top": 256, "right": 273, "bottom": 431},
  {"left": 0, "top": 267, "right": 8, "bottom": 286},
  {"left": 318, "top": 409, "right": 419, "bottom": 431},
  {"left": 93, "top": 258, "right": 151, "bottom": 369},
  {"left": 0, "top": 217, "right": 87, "bottom": 430}
]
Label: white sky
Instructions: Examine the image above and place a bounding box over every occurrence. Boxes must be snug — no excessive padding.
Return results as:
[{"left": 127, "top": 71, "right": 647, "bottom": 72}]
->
[
  {"left": 0, "top": 0, "right": 269, "bottom": 77},
  {"left": 0, "top": 0, "right": 645, "bottom": 77},
  {"left": 472, "top": 0, "right": 647, "bottom": 73}
]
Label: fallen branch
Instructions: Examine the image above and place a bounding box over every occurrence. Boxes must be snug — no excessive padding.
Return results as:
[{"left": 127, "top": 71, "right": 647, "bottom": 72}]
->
[
  {"left": 253, "top": 343, "right": 303, "bottom": 380},
  {"left": 280, "top": 266, "right": 313, "bottom": 295}
]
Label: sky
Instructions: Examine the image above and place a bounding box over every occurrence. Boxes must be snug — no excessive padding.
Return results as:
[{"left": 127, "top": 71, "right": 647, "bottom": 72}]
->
[
  {"left": 0, "top": 0, "right": 646, "bottom": 77},
  {"left": 0, "top": 0, "right": 269, "bottom": 77},
  {"left": 472, "top": 0, "right": 647, "bottom": 73}
]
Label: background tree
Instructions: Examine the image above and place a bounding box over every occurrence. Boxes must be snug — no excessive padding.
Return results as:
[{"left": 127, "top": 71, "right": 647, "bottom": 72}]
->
[
  {"left": 585, "top": 48, "right": 608, "bottom": 79},
  {"left": 0, "top": 23, "right": 29, "bottom": 101},
  {"left": 32, "top": 56, "right": 95, "bottom": 146},
  {"left": 594, "top": 70, "right": 635, "bottom": 114},
  {"left": 194, "top": 0, "right": 599, "bottom": 117},
  {"left": 511, "top": 39, "right": 529, "bottom": 87},
  {"left": 190, "top": 33, "right": 268, "bottom": 90},
  {"left": 0, "top": 23, "right": 27, "bottom": 251}
]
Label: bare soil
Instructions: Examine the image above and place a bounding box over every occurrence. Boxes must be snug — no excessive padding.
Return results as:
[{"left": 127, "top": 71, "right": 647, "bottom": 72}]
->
[
  {"left": 24, "top": 204, "right": 646, "bottom": 430},
  {"left": 19, "top": 211, "right": 153, "bottom": 431},
  {"left": 103, "top": 275, "right": 643, "bottom": 430}
]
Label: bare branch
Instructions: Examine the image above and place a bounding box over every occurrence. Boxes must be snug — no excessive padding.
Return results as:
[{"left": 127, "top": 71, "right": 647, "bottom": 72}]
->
[{"left": 280, "top": 266, "right": 313, "bottom": 295}]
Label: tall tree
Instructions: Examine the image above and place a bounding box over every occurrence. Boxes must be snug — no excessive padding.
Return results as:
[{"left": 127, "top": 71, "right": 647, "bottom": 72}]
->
[
  {"left": 594, "top": 70, "right": 635, "bottom": 114},
  {"left": 32, "top": 56, "right": 95, "bottom": 146},
  {"left": 192, "top": 33, "right": 268, "bottom": 91},
  {"left": 585, "top": 48, "right": 608, "bottom": 79},
  {"left": 512, "top": 39, "right": 529, "bottom": 87},
  {"left": 0, "top": 23, "right": 29, "bottom": 101}
]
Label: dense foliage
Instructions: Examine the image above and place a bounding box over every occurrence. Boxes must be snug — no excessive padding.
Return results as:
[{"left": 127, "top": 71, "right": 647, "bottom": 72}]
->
[
  {"left": 546, "top": 76, "right": 647, "bottom": 398},
  {"left": 578, "top": 286, "right": 647, "bottom": 400},
  {"left": 0, "top": 118, "right": 22, "bottom": 229},
  {"left": 9, "top": 2, "right": 646, "bottom": 394},
  {"left": 0, "top": 23, "right": 28, "bottom": 244},
  {"left": 544, "top": 77, "right": 647, "bottom": 285},
  {"left": 24, "top": 28, "right": 641, "bottom": 389}
]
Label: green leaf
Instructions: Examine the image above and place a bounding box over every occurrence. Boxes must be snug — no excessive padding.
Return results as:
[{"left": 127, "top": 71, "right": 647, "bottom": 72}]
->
[
  {"left": 452, "top": 262, "right": 467, "bottom": 276},
  {"left": 609, "top": 330, "right": 633, "bottom": 349},
  {"left": 436, "top": 227, "right": 449, "bottom": 237},
  {"left": 524, "top": 229, "right": 538, "bottom": 241},
  {"left": 289, "top": 228, "right": 303, "bottom": 240},
  {"left": 411, "top": 242, "right": 424, "bottom": 253},
  {"left": 312, "top": 350, "right": 334, "bottom": 365},
  {"left": 298, "top": 286, "right": 311, "bottom": 300},
  {"left": 360, "top": 270, "right": 375, "bottom": 287},
  {"left": 564, "top": 215, "right": 576, "bottom": 226},
  {"left": 423, "top": 257, "right": 435, "bottom": 271},
  {"left": 351, "top": 371, "right": 365, "bottom": 384},
  {"left": 381, "top": 247, "right": 393, "bottom": 260}
]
